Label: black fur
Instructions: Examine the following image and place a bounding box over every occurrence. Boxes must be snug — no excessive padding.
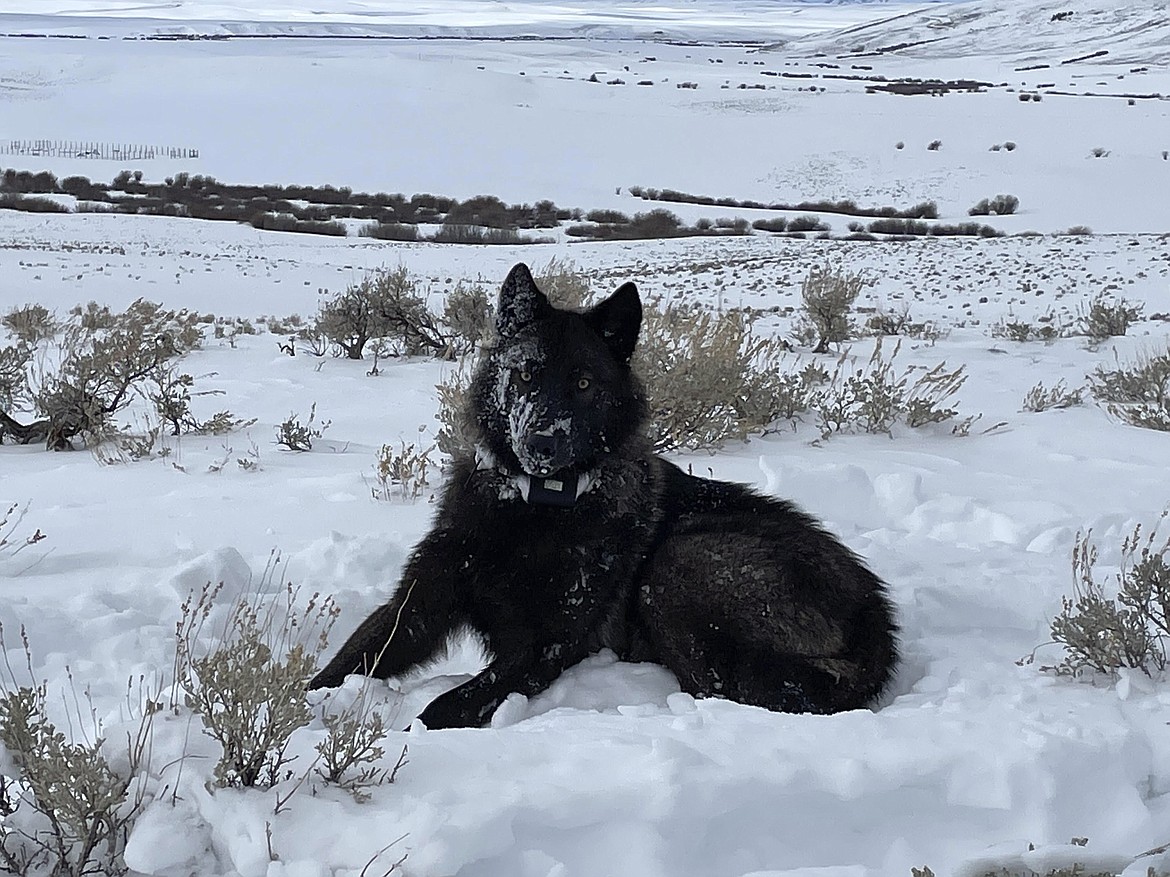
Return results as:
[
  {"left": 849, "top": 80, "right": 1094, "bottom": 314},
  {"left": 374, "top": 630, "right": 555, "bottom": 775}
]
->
[{"left": 310, "top": 263, "right": 898, "bottom": 727}]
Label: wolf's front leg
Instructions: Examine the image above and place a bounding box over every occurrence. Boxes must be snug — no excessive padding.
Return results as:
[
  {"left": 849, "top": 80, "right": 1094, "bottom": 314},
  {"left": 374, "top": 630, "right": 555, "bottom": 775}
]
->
[
  {"left": 310, "top": 575, "right": 457, "bottom": 690},
  {"left": 413, "top": 651, "right": 565, "bottom": 729}
]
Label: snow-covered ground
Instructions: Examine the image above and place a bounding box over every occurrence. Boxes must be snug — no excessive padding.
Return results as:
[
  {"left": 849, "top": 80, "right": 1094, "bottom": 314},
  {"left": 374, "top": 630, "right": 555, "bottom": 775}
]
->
[{"left": 2, "top": 1, "right": 1170, "bottom": 876}]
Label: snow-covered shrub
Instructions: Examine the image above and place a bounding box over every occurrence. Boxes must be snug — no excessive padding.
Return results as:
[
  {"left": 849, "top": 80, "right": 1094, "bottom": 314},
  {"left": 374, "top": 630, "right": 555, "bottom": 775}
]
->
[
  {"left": 434, "top": 361, "right": 475, "bottom": 459},
  {"left": 27, "top": 299, "right": 205, "bottom": 450},
  {"left": 1021, "top": 379, "right": 1084, "bottom": 412},
  {"left": 535, "top": 258, "right": 594, "bottom": 310},
  {"left": 1078, "top": 292, "right": 1143, "bottom": 341},
  {"left": 316, "top": 266, "right": 448, "bottom": 360},
  {"left": 787, "top": 214, "right": 828, "bottom": 233},
  {"left": 2, "top": 304, "right": 56, "bottom": 347},
  {"left": 0, "top": 344, "right": 32, "bottom": 414},
  {"left": 315, "top": 686, "right": 407, "bottom": 802},
  {"left": 275, "top": 403, "right": 330, "bottom": 451},
  {"left": 360, "top": 221, "right": 419, "bottom": 242},
  {"left": 371, "top": 440, "right": 435, "bottom": 501},
  {"left": 1088, "top": 346, "right": 1170, "bottom": 431},
  {"left": 0, "top": 626, "right": 153, "bottom": 877},
  {"left": 174, "top": 579, "right": 339, "bottom": 789},
  {"left": 634, "top": 304, "right": 800, "bottom": 451},
  {"left": 863, "top": 306, "right": 944, "bottom": 344},
  {"left": 968, "top": 193, "right": 1019, "bottom": 216},
  {"left": 990, "top": 314, "right": 1064, "bottom": 343},
  {"left": 441, "top": 279, "right": 493, "bottom": 353},
  {"left": 796, "top": 261, "right": 866, "bottom": 353},
  {"left": 147, "top": 368, "right": 253, "bottom": 437},
  {"left": 1048, "top": 520, "right": 1170, "bottom": 676},
  {"left": 811, "top": 339, "right": 967, "bottom": 438}
]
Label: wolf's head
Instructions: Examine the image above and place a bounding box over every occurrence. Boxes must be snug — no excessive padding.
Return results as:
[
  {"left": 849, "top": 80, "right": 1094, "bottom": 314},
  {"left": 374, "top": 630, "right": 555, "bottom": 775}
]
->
[{"left": 469, "top": 263, "right": 646, "bottom": 481}]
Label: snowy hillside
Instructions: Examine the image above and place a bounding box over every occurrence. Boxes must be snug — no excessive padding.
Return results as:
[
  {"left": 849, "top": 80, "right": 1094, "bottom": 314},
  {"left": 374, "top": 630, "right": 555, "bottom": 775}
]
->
[
  {"left": 0, "top": 0, "right": 937, "bottom": 42},
  {"left": 794, "top": 0, "right": 1170, "bottom": 65},
  {"left": 2, "top": 0, "right": 1170, "bottom": 876}
]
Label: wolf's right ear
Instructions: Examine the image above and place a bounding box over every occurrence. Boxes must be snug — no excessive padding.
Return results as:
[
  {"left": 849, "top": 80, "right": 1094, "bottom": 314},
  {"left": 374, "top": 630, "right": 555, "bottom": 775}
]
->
[
  {"left": 585, "top": 281, "right": 642, "bottom": 364},
  {"left": 497, "top": 263, "right": 552, "bottom": 338}
]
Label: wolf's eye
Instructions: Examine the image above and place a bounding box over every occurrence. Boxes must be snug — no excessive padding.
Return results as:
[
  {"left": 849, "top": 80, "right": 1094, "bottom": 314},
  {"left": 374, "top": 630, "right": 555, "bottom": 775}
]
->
[
  {"left": 517, "top": 369, "right": 532, "bottom": 383},
  {"left": 577, "top": 377, "right": 591, "bottom": 391}
]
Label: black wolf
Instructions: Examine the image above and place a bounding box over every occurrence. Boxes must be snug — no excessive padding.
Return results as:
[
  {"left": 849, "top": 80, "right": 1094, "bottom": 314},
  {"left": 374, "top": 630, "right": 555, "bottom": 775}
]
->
[{"left": 310, "top": 263, "right": 898, "bottom": 727}]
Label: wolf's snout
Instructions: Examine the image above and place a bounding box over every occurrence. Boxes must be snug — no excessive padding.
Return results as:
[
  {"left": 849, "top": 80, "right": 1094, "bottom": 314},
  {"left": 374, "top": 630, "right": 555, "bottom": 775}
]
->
[{"left": 526, "top": 434, "right": 559, "bottom": 468}]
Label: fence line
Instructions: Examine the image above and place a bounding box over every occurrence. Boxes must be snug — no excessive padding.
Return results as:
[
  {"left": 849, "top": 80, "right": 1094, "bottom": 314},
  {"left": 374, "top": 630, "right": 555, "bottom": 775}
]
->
[{"left": 0, "top": 140, "right": 198, "bottom": 160}]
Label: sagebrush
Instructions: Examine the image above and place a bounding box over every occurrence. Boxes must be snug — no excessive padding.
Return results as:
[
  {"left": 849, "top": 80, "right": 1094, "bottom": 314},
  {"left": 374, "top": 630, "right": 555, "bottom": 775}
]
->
[
  {"left": 0, "top": 625, "right": 153, "bottom": 877},
  {"left": 1047, "top": 519, "right": 1170, "bottom": 676},
  {"left": 810, "top": 338, "right": 967, "bottom": 438},
  {"left": 796, "top": 263, "right": 866, "bottom": 353},
  {"left": 173, "top": 575, "right": 339, "bottom": 789},
  {"left": 1088, "top": 346, "right": 1170, "bottom": 431}
]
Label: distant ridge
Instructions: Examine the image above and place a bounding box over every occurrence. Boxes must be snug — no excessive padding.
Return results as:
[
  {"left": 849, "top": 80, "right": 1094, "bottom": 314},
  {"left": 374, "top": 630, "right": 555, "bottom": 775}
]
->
[{"left": 793, "top": 0, "right": 1170, "bottom": 66}]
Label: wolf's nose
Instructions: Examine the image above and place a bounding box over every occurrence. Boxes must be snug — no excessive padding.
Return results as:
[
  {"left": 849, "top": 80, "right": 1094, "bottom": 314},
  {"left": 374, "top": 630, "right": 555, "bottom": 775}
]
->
[{"left": 526, "top": 434, "right": 558, "bottom": 463}]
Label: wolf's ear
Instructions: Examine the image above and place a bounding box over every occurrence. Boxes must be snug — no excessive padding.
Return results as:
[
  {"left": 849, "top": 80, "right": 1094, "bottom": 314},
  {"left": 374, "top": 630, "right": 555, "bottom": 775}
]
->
[
  {"left": 497, "top": 263, "right": 552, "bottom": 337},
  {"left": 585, "top": 281, "right": 642, "bottom": 364}
]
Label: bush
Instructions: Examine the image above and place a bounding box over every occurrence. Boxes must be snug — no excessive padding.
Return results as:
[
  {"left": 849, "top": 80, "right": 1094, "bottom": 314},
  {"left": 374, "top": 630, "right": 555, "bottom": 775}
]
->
[
  {"left": 371, "top": 440, "right": 436, "bottom": 501},
  {"left": 633, "top": 305, "right": 801, "bottom": 451},
  {"left": 0, "top": 626, "right": 153, "bottom": 877},
  {"left": 361, "top": 222, "right": 419, "bottom": 242},
  {"left": 250, "top": 213, "right": 347, "bottom": 236},
  {"left": 1079, "top": 292, "right": 1143, "bottom": 340},
  {"left": 315, "top": 690, "right": 406, "bottom": 802},
  {"left": 797, "top": 262, "right": 865, "bottom": 353},
  {"left": 968, "top": 194, "right": 1019, "bottom": 216},
  {"left": 585, "top": 209, "right": 630, "bottom": 223},
  {"left": 275, "top": 403, "right": 331, "bottom": 451},
  {"left": 1047, "top": 520, "right": 1170, "bottom": 676},
  {"left": 174, "top": 579, "right": 339, "bottom": 788},
  {"left": 1088, "top": 346, "right": 1170, "bottom": 430},
  {"left": 1021, "top": 379, "right": 1084, "bottom": 412},
  {"left": 810, "top": 339, "right": 967, "bottom": 438},
  {"left": 442, "top": 280, "right": 493, "bottom": 353},
  {"left": 0, "top": 344, "right": 32, "bottom": 416},
  {"left": 534, "top": 258, "right": 594, "bottom": 310},
  {"left": 429, "top": 224, "right": 544, "bottom": 245},
  {"left": 21, "top": 300, "right": 204, "bottom": 450},
  {"left": 752, "top": 217, "right": 788, "bottom": 233},
  {"left": 147, "top": 368, "right": 253, "bottom": 437},
  {"left": 990, "top": 314, "right": 1064, "bottom": 342},
  {"left": 3, "top": 304, "right": 57, "bottom": 346},
  {"left": 787, "top": 215, "right": 828, "bottom": 233},
  {"left": 0, "top": 194, "right": 69, "bottom": 213},
  {"left": 868, "top": 218, "right": 930, "bottom": 236},
  {"left": 863, "top": 307, "right": 943, "bottom": 343},
  {"left": 434, "top": 361, "right": 475, "bottom": 459},
  {"left": 629, "top": 209, "right": 683, "bottom": 238},
  {"left": 316, "top": 266, "right": 448, "bottom": 360}
]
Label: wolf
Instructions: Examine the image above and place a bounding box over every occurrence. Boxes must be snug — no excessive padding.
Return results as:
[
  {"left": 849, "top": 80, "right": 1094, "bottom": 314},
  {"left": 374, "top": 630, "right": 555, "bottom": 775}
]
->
[{"left": 309, "top": 263, "right": 898, "bottom": 728}]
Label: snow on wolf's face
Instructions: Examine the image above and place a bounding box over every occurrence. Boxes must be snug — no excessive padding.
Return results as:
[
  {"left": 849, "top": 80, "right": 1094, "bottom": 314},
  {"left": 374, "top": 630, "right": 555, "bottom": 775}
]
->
[{"left": 471, "top": 263, "right": 644, "bottom": 478}]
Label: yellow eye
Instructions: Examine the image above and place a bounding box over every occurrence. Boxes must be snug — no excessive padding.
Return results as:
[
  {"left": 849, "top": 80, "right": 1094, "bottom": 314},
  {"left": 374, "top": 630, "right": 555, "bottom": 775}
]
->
[
  {"left": 518, "top": 369, "right": 532, "bottom": 383},
  {"left": 577, "top": 377, "right": 591, "bottom": 390}
]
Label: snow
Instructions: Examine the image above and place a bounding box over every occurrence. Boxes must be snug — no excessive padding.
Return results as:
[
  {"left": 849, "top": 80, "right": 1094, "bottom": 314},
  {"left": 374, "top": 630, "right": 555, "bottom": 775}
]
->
[{"left": 3, "top": 0, "right": 1170, "bottom": 875}]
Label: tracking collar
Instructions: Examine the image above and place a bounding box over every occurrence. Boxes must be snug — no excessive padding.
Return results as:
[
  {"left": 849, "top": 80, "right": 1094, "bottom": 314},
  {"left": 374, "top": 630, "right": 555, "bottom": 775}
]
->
[{"left": 474, "top": 446, "right": 599, "bottom": 507}]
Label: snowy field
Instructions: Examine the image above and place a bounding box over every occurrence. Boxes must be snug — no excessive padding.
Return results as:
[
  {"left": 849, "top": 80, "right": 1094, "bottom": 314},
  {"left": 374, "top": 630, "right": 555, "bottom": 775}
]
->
[{"left": 2, "top": 1, "right": 1170, "bottom": 876}]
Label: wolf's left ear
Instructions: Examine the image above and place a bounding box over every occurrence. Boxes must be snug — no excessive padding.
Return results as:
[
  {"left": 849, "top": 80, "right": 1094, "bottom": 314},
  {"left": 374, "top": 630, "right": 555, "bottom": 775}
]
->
[
  {"left": 585, "top": 282, "right": 642, "bottom": 364},
  {"left": 498, "top": 262, "right": 552, "bottom": 337}
]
